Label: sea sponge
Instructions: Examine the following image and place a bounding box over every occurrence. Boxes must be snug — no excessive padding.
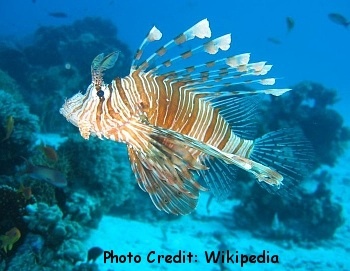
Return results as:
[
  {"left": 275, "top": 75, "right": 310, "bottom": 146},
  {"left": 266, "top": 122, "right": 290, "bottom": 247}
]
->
[{"left": 0, "top": 89, "right": 40, "bottom": 174}]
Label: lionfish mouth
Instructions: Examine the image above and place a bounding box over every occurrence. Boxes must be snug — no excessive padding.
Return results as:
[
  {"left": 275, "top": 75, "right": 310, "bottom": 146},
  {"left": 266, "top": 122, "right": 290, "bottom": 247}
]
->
[{"left": 59, "top": 92, "right": 85, "bottom": 127}]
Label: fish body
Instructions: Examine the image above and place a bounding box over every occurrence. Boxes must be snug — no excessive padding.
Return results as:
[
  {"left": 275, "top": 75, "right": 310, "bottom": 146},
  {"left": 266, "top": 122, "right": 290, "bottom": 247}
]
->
[
  {"left": 267, "top": 37, "right": 282, "bottom": 44},
  {"left": 48, "top": 12, "right": 68, "bottom": 18},
  {"left": 0, "top": 227, "right": 21, "bottom": 253},
  {"left": 28, "top": 165, "right": 67, "bottom": 187},
  {"left": 60, "top": 19, "right": 312, "bottom": 215},
  {"left": 17, "top": 183, "right": 32, "bottom": 200},
  {"left": 87, "top": 246, "right": 104, "bottom": 262},
  {"left": 2, "top": 116, "right": 14, "bottom": 142},
  {"left": 22, "top": 158, "right": 67, "bottom": 188},
  {"left": 286, "top": 16, "right": 295, "bottom": 32},
  {"left": 40, "top": 145, "right": 59, "bottom": 162},
  {"left": 328, "top": 13, "right": 350, "bottom": 27}
]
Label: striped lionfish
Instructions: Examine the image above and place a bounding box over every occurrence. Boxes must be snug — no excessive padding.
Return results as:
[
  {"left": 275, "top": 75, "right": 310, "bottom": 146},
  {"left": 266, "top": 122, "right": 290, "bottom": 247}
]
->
[{"left": 60, "top": 19, "right": 311, "bottom": 215}]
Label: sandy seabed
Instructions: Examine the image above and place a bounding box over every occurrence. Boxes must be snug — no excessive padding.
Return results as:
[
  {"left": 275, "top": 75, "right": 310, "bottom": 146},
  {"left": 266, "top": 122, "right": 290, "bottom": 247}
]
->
[{"left": 85, "top": 147, "right": 350, "bottom": 271}]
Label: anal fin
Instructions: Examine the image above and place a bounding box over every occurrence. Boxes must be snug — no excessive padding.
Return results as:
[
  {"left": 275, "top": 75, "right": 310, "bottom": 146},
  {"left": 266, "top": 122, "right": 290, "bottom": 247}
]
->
[{"left": 198, "top": 156, "right": 237, "bottom": 201}]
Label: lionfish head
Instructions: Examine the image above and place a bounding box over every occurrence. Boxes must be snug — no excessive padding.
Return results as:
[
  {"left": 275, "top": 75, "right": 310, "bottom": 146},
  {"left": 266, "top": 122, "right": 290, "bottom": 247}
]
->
[{"left": 59, "top": 52, "right": 119, "bottom": 128}]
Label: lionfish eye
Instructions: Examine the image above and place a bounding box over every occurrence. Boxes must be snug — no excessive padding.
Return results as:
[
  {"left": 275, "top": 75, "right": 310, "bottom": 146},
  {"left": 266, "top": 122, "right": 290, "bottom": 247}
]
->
[{"left": 97, "top": 90, "right": 104, "bottom": 97}]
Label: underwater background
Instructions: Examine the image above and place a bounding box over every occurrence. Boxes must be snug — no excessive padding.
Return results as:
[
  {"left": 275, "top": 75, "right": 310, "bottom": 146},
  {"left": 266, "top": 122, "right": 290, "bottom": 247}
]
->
[{"left": 0, "top": 0, "right": 349, "bottom": 270}]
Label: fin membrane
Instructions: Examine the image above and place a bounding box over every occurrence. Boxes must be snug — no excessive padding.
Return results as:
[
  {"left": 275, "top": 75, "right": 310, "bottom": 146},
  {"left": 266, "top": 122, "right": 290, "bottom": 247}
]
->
[
  {"left": 198, "top": 156, "right": 237, "bottom": 201},
  {"left": 209, "top": 94, "right": 262, "bottom": 140},
  {"left": 250, "top": 128, "right": 314, "bottom": 195},
  {"left": 126, "top": 125, "right": 208, "bottom": 215}
]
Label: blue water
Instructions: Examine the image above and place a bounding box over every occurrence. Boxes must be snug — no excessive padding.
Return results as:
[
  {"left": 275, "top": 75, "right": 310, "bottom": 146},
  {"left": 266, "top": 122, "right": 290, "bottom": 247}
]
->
[
  {"left": 1, "top": 1, "right": 350, "bottom": 270},
  {"left": 1, "top": 0, "right": 349, "bottom": 121}
]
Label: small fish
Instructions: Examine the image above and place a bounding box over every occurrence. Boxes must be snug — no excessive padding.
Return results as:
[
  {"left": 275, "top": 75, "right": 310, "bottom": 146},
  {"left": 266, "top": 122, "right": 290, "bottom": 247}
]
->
[
  {"left": 328, "top": 13, "right": 350, "bottom": 28},
  {"left": 2, "top": 116, "right": 14, "bottom": 142},
  {"left": 22, "top": 158, "right": 67, "bottom": 188},
  {"left": 60, "top": 19, "right": 312, "bottom": 215},
  {"left": 267, "top": 37, "right": 282, "bottom": 44},
  {"left": 87, "top": 246, "right": 104, "bottom": 262},
  {"left": 0, "top": 227, "right": 21, "bottom": 253},
  {"left": 17, "top": 183, "right": 32, "bottom": 200},
  {"left": 48, "top": 12, "right": 68, "bottom": 18},
  {"left": 40, "top": 145, "right": 59, "bottom": 162},
  {"left": 206, "top": 194, "right": 214, "bottom": 214},
  {"left": 286, "top": 16, "right": 295, "bottom": 32}
]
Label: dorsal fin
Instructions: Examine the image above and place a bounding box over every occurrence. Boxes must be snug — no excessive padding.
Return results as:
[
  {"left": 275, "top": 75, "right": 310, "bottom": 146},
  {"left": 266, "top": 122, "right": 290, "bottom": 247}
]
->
[
  {"left": 162, "top": 53, "right": 251, "bottom": 79},
  {"left": 133, "top": 18, "right": 212, "bottom": 72},
  {"left": 131, "top": 18, "right": 291, "bottom": 99},
  {"left": 130, "top": 26, "right": 163, "bottom": 72},
  {"left": 149, "top": 34, "right": 231, "bottom": 74}
]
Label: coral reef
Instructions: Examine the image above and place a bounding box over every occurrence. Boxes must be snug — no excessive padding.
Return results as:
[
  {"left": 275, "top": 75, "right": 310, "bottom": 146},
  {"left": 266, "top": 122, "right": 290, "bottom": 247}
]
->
[
  {"left": 0, "top": 17, "right": 132, "bottom": 134},
  {"left": 260, "top": 81, "right": 350, "bottom": 166},
  {"left": 3, "top": 203, "right": 87, "bottom": 270},
  {"left": 0, "top": 13, "right": 348, "bottom": 271},
  {"left": 0, "top": 184, "right": 36, "bottom": 261},
  {"left": 57, "top": 135, "right": 137, "bottom": 226},
  {"left": 0, "top": 89, "right": 40, "bottom": 175},
  {"left": 0, "top": 70, "right": 22, "bottom": 99},
  {"left": 0, "top": 45, "right": 29, "bottom": 87},
  {"left": 0, "top": 17, "right": 138, "bottom": 269},
  {"left": 231, "top": 171, "right": 344, "bottom": 243},
  {"left": 225, "top": 81, "right": 348, "bottom": 244}
]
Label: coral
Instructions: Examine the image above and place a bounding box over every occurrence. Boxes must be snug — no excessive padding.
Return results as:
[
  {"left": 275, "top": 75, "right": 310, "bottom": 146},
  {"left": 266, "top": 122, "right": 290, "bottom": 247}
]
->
[
  {"left": 23, "top": 203, "right": 86, "bottom": 245},
  {"left": 223, "top": 81, "right": 347, "bottom": 244},
  {"left": 65, "top": 192, "right": 103, "bottom": 228},
  {"left": 72, "top": 263, "right": 99, "bottom": 271},
  {"left": 6, "top": 237, "right": 85, "bottom": 271},
  {"left": 22, "top": 146, "right": 72, "bottom": 207},
  {"left": 2, "top": 203, "right": 88, "bottom": 270},
  {"left": 0, "top": 184, "right": 35, "bottom": 261},
  {"left": 0, "top": 89, "right": 40, "bottom": 175},
  {"left": 0, "top": 45, "right": 29, "bottom": 85},
  {"left": 24, "top": 17, "right": 131, "bottom": 76},
  {"left": 1, "top": 17, "right": 132, "bottom": 135},
  {"left": 259, "top": 81, "right": 350, "bottom": 166},
  {"left": 0, "top": 69, "right": 22, "bottom": 99},
  {"left": 57, "top": 239, "right": 85, "bottom": 264},
  {"left": 232, "top": 174, "right": 344, "bottom": 243},
  {"left": 57, "top": 135, "right": 137, "bottom": 225},
  {"left": 0, "top": 17, "right": 132, "bottom": 134}
]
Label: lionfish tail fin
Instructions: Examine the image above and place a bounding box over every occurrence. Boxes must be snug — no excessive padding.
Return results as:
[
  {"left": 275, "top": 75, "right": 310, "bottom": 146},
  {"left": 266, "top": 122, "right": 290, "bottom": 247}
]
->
[{"left": 250, "top": 128, "right": 314, "bottom": 195}]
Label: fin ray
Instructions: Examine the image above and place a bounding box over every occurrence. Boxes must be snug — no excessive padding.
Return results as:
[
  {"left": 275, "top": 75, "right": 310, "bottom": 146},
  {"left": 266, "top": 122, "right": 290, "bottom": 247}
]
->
[
  {"left": 198, "top": 156, "right": 237, "bottom": 200},
  {"left": 250, "top": 128, "right": 314, "bottom": 195},
  {"left": 135, "top": 19, "right": 211, "bottom": 72},
  {"left": 209, "top": 94, "right": 262, "bottom": 139}
]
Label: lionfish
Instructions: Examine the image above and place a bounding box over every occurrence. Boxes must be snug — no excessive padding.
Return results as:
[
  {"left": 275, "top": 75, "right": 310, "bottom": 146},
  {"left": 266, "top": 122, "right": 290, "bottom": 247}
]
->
[{"left": 60, "top": 19, "right": 311, "bottom": 215}]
